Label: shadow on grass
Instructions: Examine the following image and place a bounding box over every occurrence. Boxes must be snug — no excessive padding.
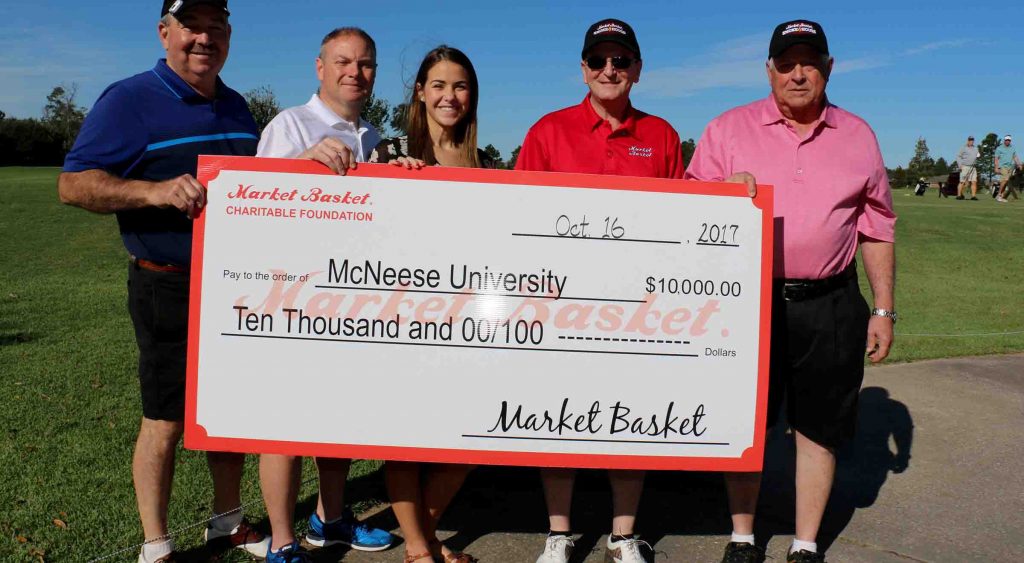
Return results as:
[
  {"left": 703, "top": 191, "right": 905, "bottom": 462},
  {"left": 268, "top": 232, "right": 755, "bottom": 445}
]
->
[
  {"left": 175, "top": 387, "right": 912, "bottom": 561},
  {"left": 0, "top": 332, "right": 34, "bottom": 346}
]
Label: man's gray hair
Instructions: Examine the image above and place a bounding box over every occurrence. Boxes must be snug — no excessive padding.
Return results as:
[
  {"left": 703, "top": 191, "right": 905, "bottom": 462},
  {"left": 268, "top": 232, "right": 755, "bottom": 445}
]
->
[{"left": 319, "top": 27, "right": 376, "bottom": 60}]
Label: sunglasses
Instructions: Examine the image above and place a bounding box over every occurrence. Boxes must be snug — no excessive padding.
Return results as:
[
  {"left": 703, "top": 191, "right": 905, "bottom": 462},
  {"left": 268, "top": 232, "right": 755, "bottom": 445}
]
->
[
  {"left": 772, "top": 59, "right": 824, "bottom": 73},
  {"left": 585, "top": 55, "right": 636, "bottom": 70}
]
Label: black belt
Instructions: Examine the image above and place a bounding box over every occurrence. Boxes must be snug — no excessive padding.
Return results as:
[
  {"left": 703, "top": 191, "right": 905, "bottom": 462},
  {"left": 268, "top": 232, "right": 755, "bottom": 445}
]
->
[
  {"left": 777, "top": 262, "right": 856, "bottom": 302},
  {"left": 131, "top": 256, "right": 188, "bottom": 274}
]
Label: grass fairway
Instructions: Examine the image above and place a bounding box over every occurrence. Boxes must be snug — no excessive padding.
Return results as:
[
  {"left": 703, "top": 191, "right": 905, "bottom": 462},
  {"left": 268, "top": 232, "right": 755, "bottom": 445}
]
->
[
  {"left": 876, "top": 189, "right": 1024, "bottom": 361},
  {"left": 0, "top": 168, "right": 380, "bottom": 562},
  {"left": 1, "top": 167, "right": 1021, "bottom": 560}
]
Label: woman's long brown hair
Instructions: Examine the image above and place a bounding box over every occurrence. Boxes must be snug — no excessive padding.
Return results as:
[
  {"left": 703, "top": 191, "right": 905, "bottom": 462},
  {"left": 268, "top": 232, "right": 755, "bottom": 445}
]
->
[{"left": 405, "top": 45, "right": 480, "bottom": 167}]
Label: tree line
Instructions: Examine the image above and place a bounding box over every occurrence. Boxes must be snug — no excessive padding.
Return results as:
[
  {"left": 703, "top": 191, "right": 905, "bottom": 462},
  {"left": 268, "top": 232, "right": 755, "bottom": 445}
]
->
[{"left": 0, "top": 85, "right": 86, "bottom": 166}]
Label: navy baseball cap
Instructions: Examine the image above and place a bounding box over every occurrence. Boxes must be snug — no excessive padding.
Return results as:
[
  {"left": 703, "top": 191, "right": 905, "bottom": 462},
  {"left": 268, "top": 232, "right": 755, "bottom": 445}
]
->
[
  {"left": 769, "top": 20, "right": 828, "bottom": 59},
  {"left": 161, "top": 0, "right": 230, "bottom": 17},
  {"left": 582, "top": 19, "right": 641, "bottom": 59}
]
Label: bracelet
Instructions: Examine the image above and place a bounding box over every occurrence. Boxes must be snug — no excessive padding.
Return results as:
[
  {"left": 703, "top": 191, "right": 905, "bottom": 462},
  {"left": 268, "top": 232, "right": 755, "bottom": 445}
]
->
[{"left": 871, "top": 308, "right": 898, "bottom": 323}]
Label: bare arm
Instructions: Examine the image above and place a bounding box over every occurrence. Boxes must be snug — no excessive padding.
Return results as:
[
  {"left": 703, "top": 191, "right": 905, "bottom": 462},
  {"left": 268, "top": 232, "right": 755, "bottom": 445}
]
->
[
  {"left": 861, "top": 239, "right": 895, "bottom": 363},
  {"left": 58, "top": 169, "right": 206, "bottom": 218}
]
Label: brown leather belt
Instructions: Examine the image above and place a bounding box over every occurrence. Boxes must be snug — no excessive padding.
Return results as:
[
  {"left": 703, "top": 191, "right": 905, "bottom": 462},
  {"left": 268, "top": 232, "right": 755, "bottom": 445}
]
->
[
  {"left": 776, "top": 262, "right": 857, "bottom": 302},
  {"left": 131, "top": 256, "right": 188, "bottom": 274}
]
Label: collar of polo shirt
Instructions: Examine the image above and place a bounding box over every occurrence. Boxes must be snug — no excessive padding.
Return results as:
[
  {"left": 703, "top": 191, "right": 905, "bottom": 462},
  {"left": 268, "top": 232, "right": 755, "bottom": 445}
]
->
[
  {"left": 580, "top": 94, "right": 638, "bottom": 135},
  {"left": 154, "top": 58, "right": 227, "bottom": 101},
  {"left": 760, "top": 94, "right": 838, "bottom": 129},
  {"left": 308, "top": 93, "right": 370, "bottom": 132}
]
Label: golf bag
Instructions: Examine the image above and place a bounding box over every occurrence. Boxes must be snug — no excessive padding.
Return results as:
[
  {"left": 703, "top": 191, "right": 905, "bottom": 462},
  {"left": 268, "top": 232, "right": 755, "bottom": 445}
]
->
[{"left": 940, "top": 171, "right": 960, "bottom": 198}]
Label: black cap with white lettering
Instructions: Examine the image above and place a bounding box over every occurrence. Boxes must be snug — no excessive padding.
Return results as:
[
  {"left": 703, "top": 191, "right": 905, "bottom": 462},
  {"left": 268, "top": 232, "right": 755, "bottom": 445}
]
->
[
  {"left": 582, "top": 19, "right": 641, "bottom": 60},
  {"left": 768, "top": 20, "right": 828, "bottom": 59},
  {"left": 161, "top": 0, "right": 230, "bottom": 18}
]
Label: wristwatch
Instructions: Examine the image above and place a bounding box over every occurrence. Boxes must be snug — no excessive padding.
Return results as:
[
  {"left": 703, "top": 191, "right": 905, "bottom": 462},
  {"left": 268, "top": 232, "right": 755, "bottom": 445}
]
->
[{"left": 871, "top": 308, "right": 898, "bottom": 323}]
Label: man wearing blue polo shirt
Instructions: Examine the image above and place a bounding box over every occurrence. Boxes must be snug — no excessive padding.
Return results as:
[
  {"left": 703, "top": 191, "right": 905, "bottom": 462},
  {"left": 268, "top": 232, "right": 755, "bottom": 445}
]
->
[
  {"left": 995, "top": 135, "right": 1022, "bottom": 202},
  {"left": 58, "top": 2, "right": 270, "bottom": 561}
]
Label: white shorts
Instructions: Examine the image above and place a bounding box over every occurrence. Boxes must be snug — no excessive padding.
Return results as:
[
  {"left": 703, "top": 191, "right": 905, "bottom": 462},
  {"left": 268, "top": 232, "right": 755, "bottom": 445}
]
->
[{"left": 960, "top": 165, "right": 977, "bottom": 182}]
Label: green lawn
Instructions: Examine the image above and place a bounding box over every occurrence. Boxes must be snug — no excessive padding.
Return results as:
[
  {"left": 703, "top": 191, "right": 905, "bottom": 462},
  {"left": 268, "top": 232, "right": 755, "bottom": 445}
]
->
[
  {"left": 868, "top": 189, "right": 1024, "bottom": 361},
  {"left": 1, "top": 167, "right": 1021, "bottom": 561}
]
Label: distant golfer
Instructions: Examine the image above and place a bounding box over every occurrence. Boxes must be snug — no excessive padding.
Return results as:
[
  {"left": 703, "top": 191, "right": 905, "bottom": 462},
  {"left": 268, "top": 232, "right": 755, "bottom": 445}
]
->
[
  {"left": 686, "top": 19, "right": 897, "bottom": 563},
  {"left": 995, "top": 135, "right": 1022, "bottom": 202},
  {"left": 955, "top": 136, "right": 980, "bottom": 200},
  {"left": 57, "top": 1, "right": 269, "bottom": 561}
]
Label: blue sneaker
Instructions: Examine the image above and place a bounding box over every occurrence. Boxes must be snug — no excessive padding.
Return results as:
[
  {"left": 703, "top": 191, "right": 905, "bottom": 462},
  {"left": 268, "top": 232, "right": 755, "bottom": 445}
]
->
[
  {"left": 265, "top": 541, "right": 311, "bottom": 563},
  {"left": 305, "top": 509, "right": 393, "bottom": 551}
]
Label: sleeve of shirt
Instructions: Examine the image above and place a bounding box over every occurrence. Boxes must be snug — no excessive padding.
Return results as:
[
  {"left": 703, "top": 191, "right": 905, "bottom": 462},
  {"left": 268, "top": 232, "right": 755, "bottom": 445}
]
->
[
  {"left": 256, "top": 113, "right": 303, "bottom": 158},
  {"left": 63, "top": 84, "right": 146, "bottom": 175},
  {"left": 665, "top": 127, "right": 685, "bottom": 179},
  {"left": 682, "top": 119, "right": 728, "bottom": 182},
  {"left": 857, "top": 135, "right": 897, "bottom": 243},
  {"left": 514, "top": 124, "right": 547, "bottom": 172}
]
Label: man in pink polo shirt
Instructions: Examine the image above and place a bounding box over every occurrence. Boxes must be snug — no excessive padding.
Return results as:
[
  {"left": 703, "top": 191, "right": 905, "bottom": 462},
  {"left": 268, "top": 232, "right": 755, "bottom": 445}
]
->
[{"left": 685, "top": 20, "right": 896, "bottom": 563}]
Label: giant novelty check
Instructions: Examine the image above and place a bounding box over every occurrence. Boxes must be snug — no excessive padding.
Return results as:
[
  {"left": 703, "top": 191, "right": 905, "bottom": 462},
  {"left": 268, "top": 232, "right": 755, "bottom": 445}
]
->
[{"left": 184, "top": 156, "right": 774, "bottom": 471}]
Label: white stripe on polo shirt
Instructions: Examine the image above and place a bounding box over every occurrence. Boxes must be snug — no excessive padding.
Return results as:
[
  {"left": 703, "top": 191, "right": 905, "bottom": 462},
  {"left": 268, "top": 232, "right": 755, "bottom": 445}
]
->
[{"left": 257, "top": 94, "right": 381, "bottom": 162}]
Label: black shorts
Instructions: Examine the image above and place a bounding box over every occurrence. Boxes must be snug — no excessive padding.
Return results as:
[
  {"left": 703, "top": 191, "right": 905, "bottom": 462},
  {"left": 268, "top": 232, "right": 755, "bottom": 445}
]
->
[
  {"left": 767, "top": 274, "right": 870, "bottom": 449},
  {"left": 127, "top": 262, "right": 190, "bottom": 421}
]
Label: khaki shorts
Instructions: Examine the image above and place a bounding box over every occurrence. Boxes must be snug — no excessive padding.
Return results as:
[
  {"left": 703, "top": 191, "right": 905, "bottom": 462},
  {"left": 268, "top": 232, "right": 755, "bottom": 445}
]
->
[
  {"left": 1001, "top": 166, "right": 1016, "bottom": 182},
  {"left": 960, "top": 165, "right": 978, "bottom": 182}
]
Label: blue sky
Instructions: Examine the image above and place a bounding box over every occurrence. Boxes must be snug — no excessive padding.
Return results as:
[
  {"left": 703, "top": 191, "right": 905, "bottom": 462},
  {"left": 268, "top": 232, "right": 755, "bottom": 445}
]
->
[{"left": 2, "top": 0, "right": 1022, "bottom": 167}]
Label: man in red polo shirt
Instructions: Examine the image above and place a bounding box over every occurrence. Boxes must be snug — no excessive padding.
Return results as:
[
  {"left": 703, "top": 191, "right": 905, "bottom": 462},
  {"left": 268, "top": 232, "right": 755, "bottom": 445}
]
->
[
  {"left": 516, "top": 20, "right": 681, "bottom": 178},
  {"left": 517, "top": 18, "right": 752, "bottom": 563}
]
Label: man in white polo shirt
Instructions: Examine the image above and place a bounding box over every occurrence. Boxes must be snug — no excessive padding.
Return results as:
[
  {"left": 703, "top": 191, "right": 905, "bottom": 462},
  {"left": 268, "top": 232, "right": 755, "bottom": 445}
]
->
[
  {"left": 255, "top": 26, "right": 394, "bottom": 562},
  {"left": 258, "top": 26, "right": 381, "bottom": 171}
]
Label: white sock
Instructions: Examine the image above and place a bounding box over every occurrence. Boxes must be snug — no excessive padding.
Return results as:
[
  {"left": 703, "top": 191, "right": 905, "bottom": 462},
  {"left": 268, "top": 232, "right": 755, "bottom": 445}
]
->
[
  {"left": 140, "top": 539, "right": 173, "bottom": 563},
  {"left": 210, "top": 510, "right": 243, "bottom": 532},
  {"left": 791, "top": 539, "right": 817, "bottom": 554},
  {"left": 731, "top": 532, "right": 755, "bottom": 545}
]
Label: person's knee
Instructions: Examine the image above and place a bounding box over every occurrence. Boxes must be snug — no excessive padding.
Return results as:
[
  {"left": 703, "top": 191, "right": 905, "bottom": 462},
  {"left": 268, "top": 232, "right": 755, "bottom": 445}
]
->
[
  {"left": 314, "top": 457, "right": 351, "bottom": 472},
  {"left": 541, "top": 467, "right": 576, "bottom": 486},
  {"left": 207, "top": 450, "right": 245, "bottom": 466},
  {"left": 139, "top": 417, "right": 184, "bottom": 446},
  {"left": 794, "top": 430, "right": 836, "bottom": 458},
  {"left": 608, "top": 469, "right": 645, "bottom": 486},
  {"left": 725, "top": 471, "right": 762, "bottom": 484},
  {"left": 259, "top": 453, "right": 300, "bottom": 474}
]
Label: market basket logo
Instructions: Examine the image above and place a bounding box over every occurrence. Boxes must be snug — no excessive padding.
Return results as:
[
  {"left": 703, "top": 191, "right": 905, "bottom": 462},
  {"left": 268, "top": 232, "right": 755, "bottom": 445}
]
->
[
  {"left": 782, "top": 22, "right": 817, "bottom": 36},
  {"left": 593, "top": 22, "right": 627, "bottom": 37},
  {"left": 227, "top": 184, "right": 372, "bottom": 205},
  {"left": 628, "top": 145, "right": 653, "bottom": 158}
]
